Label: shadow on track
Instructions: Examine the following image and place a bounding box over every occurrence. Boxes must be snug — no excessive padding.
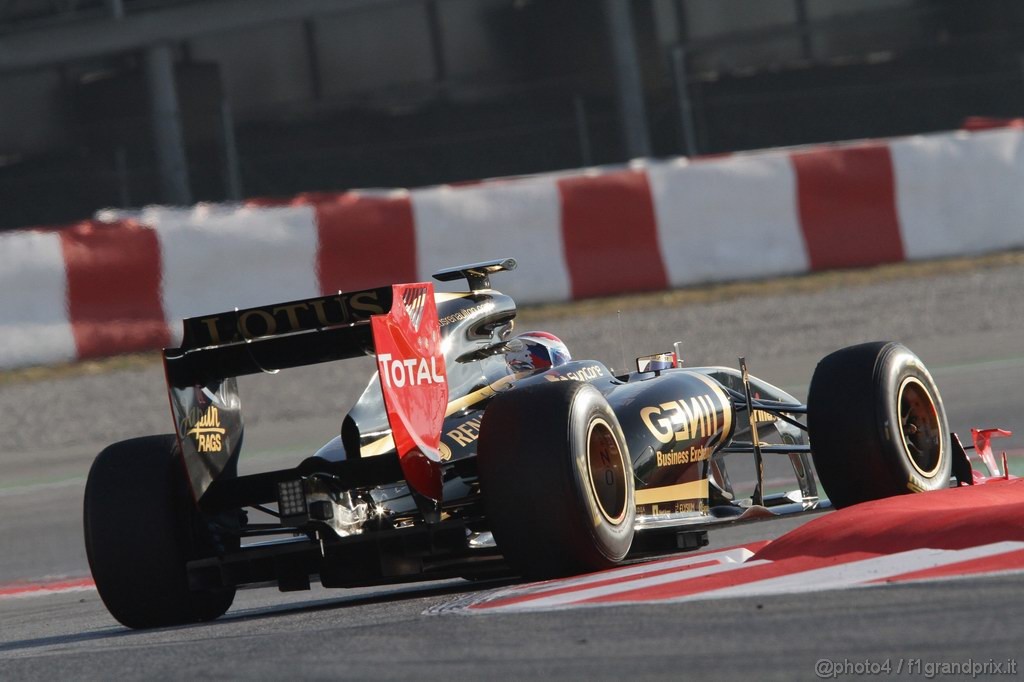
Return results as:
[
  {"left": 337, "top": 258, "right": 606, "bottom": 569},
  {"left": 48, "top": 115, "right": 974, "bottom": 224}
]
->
[
  {"left": 222, "top": 577, "right": 520, "bottom": 624},
  {"left": 0, "top": 625, "right": 150, "bottom": 655},
  {"left": 0, "top": 577, "right": 518, "bottom": 655}
]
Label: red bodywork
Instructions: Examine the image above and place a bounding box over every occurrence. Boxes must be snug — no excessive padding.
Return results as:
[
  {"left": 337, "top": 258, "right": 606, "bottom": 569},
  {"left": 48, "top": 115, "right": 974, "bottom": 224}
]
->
[
  {"left": 371, "top": 283, "right": 449, "bottom": 503},
  {"left": 971, "top": 427, "right": 1016, "bottom": 483}
]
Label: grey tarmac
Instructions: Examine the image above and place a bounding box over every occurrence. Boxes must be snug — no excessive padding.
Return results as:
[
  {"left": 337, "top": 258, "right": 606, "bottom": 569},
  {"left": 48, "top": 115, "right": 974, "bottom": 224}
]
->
[{"left": 1, "top": 255, "right": 1022, "bottom": 679}]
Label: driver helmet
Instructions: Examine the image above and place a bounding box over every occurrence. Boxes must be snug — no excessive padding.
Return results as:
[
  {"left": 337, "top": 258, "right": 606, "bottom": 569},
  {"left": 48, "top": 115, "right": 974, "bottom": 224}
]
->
[{"left": 506, "top": 331, "right": 572, "bottom": 373}]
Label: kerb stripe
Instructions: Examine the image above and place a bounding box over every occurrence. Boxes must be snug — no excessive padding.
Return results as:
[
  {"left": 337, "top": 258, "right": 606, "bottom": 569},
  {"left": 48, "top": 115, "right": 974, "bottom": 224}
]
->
[
  {"left": 557, "top": 170, "right": 668, "bottom": 299},
  {"left": 0, "top": 577, "right": 95, "bottom": 599},
  {"left": 792, "top": 144, "right": 905, "bottom": 270},
  {"left": 312, "top": 192, "right": 417, "bottom": 293},
  {"left": 875, "top": 546, "right": 1024, "bottom": 584},
  {"left": 60, "top": 220, "right": 169, "bottom": 359}
]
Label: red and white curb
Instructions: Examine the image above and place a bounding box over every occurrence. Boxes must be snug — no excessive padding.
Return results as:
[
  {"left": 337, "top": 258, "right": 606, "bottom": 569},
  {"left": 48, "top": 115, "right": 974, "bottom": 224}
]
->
[
  {"left": 0, "top": 577, "right": 95, "bottom": 600},
  {"left": 4, "top": 125, "right": 1024, "bottom": 370},
  {"left": 428, "top": 541, "right": 1024, "bottom": 615},
  {"left": 428, "top": 479, "right": 1024, "bottom": 614}
]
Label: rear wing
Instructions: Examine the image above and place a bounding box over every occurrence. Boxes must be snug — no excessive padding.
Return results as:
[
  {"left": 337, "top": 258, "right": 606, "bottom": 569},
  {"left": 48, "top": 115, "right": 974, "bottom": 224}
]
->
[
  {"left": 163, "top": 283, "right": 448, "bottom": 506},
  {"left": 165, "top": 287, "right": 393, "bottom": 387}
]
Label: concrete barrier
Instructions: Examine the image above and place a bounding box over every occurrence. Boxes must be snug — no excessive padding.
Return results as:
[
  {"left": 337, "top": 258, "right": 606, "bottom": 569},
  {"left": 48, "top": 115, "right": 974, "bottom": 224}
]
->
[{"left": 2, "top": 126, "right": 1023, "bottom": 369}]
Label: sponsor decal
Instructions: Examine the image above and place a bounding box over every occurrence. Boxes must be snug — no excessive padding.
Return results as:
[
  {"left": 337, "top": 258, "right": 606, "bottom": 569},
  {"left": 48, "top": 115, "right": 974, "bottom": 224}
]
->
[
  {"left": 377, "top": 353, "right": 445, "bottom": 388},
  {"left": 655, "top": 444, "right": 713, "bottom": 467},
  {"left": 641, "top": 396, "right": 721, "bottom": 445},
  {"left": 438, "top": 301, "right": 495, "bottom": 327},
  {"left": 447, "top": 416, "right": 482, "bottom": 448},
  {"left": 639, "top": 500, "right": 702, "bottom": 516},
  {"left": 179, "top": 405, "right": 226, "bottom": 454},
  {"left": 193, "top": 291, "right": 386, "bottom": 346},
  {"left": 544, "top": 365, "right": 605, "bottom": 383},
  {"left": 750, "top": 408, "right": 778, "bottom": 424},
  {"left": 371, "top": 282, "right": 447, "bottom": 502},
  {"left": 438, "top": 442, "right": 452, "bottom": 461}
]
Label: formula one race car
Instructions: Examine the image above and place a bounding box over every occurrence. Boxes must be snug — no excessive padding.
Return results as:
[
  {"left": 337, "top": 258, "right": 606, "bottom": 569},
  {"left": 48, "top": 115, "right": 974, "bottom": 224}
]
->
[{"left": 84, "top": 258, "right": 968, "bottom": 629}]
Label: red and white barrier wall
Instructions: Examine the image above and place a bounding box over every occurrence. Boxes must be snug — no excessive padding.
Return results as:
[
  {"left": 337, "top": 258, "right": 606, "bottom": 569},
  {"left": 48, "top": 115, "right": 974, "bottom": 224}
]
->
[{"left": 2, "top": 126, "right": 1023, "bottom": 370}]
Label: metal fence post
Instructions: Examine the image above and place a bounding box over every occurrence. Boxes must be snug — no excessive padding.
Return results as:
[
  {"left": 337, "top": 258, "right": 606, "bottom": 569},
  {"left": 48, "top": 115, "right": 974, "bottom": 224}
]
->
[
  {"left": 574, "top": 95, "right": 594, "bottom": 166},
  {"left": 220, "top": 99, "right": 243, "bottom": 201},
  {"left": 144, "top": 42, "right": 192, "bottom": 206},
  {"left": 603, "top": 0, "right": 651, "bottom": 159},
  {"left": 669, "top": 44, "right": 698, "bottom": 157}
]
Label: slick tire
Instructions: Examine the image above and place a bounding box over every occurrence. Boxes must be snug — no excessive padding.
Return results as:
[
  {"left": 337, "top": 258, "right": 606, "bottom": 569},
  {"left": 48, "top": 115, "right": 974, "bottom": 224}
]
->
[
  {"left": 477, "top": 381, "right": 635, "bottom": 579},
  {"left": 83, "top": 435, "right": 236, "bottom": 629},
  {"left": 807, "top": 342, "right": 951, "bottom": 508}
]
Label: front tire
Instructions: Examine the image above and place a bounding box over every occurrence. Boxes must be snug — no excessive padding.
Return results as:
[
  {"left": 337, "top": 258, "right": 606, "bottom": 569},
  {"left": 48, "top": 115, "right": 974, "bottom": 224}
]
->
[
  {"left": 476, "top": 381, "right": 635, "bottom": 579},
  {"left": 83, "top": 435, "right": 236, "bottom": 628},
  {"left": 808, "top": 342, "right": 951, "bottom": 508}
]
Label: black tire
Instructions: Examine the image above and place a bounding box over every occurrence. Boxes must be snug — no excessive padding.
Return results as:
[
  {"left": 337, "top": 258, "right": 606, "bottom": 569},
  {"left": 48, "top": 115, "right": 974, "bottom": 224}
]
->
[
  {"left": 83, "top": 435, "right": 236, "bottom": 628},
  {"left": 808, "top": 342, "right": 951, "bottom": 508},
  {"left": 476, "top": 381, "right": 635, "bottom": 579}
]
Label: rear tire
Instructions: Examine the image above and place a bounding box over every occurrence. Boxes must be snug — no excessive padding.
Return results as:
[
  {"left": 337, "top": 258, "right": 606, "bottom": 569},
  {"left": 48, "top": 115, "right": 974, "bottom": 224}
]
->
[
  {"left": 476, "top": 381, "right": 635, "bottom": 579},
  {"left": 83, "top": 435, "right": 236, "bottom": 628},
  {"left": 808, "top": 342, "right": 951, "bottom": 508}
]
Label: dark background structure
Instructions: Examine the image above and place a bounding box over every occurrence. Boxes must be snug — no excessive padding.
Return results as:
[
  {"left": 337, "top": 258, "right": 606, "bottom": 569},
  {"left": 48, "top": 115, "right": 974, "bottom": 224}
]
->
[{"left": 1, "top": 0, "right": 1023, "bottom": 230}]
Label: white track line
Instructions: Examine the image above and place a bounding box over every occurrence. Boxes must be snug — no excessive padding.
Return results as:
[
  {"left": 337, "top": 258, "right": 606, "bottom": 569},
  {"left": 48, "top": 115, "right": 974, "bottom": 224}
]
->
[
  {"left": 451, "top": 541, "right": 1024, "bottom": 613},
  {"left": 482, "top": 558, "right": 771, "bottom": 612},
  {"left": 667, "top": 541, "right": 1024, "bottom": 603},
  {"left": 484, "top": 547, "right": 755, "bottom": 601}
]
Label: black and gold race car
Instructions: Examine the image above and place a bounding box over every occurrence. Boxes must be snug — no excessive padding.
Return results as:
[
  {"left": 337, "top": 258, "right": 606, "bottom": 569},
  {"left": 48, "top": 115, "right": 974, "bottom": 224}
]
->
[{"left": 84, "top": 258, "right": 961, "bottom": 628}]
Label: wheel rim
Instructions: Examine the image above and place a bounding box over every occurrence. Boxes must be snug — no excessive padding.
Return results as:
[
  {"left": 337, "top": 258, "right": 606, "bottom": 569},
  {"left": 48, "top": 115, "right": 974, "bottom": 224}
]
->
[
  {"left": 897, "top": 377, "right": 943, "bottom": 477},
  {"left": 586, "top": 418, "right": 628, "bottom": 524}
]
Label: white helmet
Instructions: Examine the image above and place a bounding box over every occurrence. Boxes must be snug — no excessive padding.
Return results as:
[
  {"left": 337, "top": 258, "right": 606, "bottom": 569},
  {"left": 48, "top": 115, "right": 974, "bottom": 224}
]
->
[{"left": 506, "top": 331, "right": 572, "bottom": 373}]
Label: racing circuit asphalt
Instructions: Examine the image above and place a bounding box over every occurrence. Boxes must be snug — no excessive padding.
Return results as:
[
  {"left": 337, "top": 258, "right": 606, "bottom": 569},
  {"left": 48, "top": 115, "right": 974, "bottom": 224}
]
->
[{"left": 2, "top": 255, "right": 1024, "bottom": 680}]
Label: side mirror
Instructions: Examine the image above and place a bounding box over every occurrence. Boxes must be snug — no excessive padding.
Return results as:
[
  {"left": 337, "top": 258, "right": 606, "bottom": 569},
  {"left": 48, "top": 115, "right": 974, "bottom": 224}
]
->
[
  {"left": 636, "top": 352, "right": 677, "bottom": 373},
  {"left": 456, "top": 338, "right": 524, "bottom": 363}
]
